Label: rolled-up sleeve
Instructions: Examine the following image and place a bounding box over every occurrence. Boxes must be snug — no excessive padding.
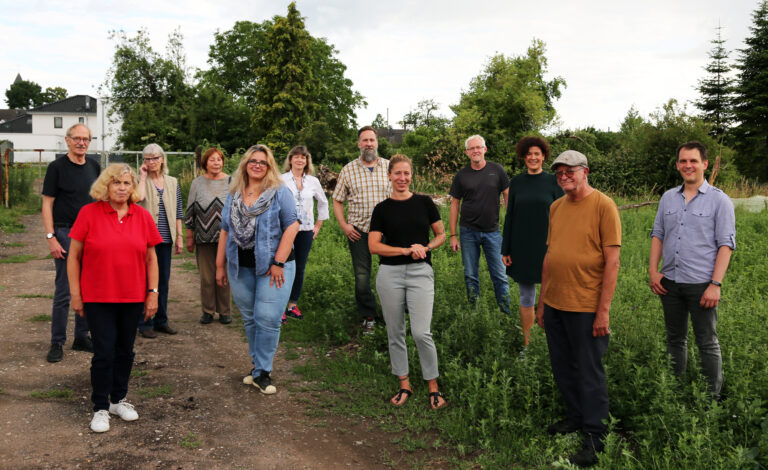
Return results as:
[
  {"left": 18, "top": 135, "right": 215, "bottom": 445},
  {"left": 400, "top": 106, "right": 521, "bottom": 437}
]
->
[
  {"left": 714, "top": 195, "right": 736, "bottom": 250},
  {"left": 277, "top": 186, "right": 298, "bottom": 230},
  {"left": 650, "top": 193, "right": 668, "bottom": 240},
  {"left": 314, "top": 178, "right": 329, "bottom": 221},
  {"left": 220, "top": 193, "right": 232, "bottom": 232}
]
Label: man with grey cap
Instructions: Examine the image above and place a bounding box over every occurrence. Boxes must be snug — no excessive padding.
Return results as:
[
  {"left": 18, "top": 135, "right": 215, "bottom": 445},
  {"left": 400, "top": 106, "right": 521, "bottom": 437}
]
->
[{"left": 536, "top": 150, "right": 621, "bottom": 467}]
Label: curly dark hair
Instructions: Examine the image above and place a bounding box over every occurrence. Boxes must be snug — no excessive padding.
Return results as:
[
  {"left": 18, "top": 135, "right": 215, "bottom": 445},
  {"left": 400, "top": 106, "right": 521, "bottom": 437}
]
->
[{"left": 515, "top": 136, "right": 551, "bottom": 160}]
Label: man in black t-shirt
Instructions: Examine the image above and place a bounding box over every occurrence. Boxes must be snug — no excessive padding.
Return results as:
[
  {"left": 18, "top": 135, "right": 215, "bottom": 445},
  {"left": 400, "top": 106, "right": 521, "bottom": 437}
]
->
[
  {"left": 42, "top": 123, "right": 100, "bottom": 362},
  {"left": 448, "top": 134, "right": 511, "bottom": 314}
]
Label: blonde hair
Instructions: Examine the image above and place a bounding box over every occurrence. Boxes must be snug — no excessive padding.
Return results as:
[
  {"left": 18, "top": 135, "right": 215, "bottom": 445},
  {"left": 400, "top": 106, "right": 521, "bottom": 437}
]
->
[
  {"left": 230, "top": 144, "right": 282, "bottom": 195},
  {"left": 282, "top": 145, "right": 315, "bottom": 175},
  {"left": 142, "top": 143, "right": 168, "bottom": 175},
  {"left": 89, "top": 163, "right": 141, "bottom": 203}
]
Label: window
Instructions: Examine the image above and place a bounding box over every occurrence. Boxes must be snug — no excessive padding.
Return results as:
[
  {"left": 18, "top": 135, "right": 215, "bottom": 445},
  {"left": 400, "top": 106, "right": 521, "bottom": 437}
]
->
[
  {"left": 54, "top": 117, "right": 62, "bottom": 128},
  {"left": 78, "top": 117, "right": 84, "bottom": 124}
]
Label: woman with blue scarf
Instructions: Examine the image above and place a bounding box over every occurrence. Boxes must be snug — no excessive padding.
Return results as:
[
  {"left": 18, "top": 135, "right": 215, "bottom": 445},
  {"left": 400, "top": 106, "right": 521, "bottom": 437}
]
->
[{"left": 216, "top": 144, "right": 299, "bottom": 394}]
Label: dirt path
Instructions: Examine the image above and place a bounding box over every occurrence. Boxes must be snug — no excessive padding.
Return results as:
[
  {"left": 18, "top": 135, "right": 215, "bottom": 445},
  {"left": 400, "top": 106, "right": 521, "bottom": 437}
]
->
[{"left": 0, "top": 213, "right": 400, "bottom": 469}]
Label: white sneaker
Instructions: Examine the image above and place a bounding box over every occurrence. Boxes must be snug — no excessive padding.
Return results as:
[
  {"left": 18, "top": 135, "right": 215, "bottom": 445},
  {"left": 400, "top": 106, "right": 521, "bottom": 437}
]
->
[
  {"left": 109, "top": 399, "right": 139, "bottom": 421},
  {"left": 90, "top": 410, "right": 110, "bottom": 433}
]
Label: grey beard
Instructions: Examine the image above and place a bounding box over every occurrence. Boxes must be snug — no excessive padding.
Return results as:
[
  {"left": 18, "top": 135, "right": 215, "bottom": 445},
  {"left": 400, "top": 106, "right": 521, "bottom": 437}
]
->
[{"left": 361, "top": 148, "right": 378, "bottom": 162}]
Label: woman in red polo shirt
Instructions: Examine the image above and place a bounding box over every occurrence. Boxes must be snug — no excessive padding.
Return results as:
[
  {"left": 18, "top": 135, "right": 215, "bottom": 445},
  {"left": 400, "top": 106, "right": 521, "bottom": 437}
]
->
[{"left": 68, "top": 163, "right": 163, "bottom": 433}]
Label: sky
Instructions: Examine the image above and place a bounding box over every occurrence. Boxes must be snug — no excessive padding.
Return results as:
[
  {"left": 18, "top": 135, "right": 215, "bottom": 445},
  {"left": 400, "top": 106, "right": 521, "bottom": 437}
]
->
[{"left": 0, "top": 0, "right": 760, "bottom": 134}]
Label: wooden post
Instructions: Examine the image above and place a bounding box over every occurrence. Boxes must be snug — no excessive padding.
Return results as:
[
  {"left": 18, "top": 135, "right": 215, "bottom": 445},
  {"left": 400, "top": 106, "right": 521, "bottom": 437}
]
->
[{"left": 3, "top": 148, "right": 10, "bottom": 208}]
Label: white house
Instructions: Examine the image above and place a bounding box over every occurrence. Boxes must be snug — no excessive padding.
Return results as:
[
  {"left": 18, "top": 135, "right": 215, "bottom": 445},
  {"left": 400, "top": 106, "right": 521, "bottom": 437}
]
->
[{"left": 0, "top": 95, "right": 119, "bottom": 163}]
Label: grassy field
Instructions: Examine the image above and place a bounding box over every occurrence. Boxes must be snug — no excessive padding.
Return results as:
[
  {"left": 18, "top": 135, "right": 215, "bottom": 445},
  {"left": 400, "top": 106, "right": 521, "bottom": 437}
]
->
[{"left": 281, "top": 203, "right": 768, "bottom": 469}]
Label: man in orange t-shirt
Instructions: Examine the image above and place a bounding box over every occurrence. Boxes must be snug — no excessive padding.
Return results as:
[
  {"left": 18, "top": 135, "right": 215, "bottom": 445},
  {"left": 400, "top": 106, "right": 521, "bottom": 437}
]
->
[{"left": 535, "top": 150, "right": 621, "bottom": 467}]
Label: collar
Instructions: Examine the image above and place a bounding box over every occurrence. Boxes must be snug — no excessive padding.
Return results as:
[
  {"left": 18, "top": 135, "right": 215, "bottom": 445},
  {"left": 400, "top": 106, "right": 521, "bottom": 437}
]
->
[
  {"left": 100, "top": 200, "right": 136, "bottom": 215},
  {"left": 675, "top": 179, "right": 711, "bottom": 195},
  {"left": 355, "top": 157, "right": 384, "bottom": 170}
]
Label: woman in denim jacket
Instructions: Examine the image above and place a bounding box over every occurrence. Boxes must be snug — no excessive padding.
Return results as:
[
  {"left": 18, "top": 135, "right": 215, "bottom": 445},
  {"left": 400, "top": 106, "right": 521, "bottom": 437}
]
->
[{"left": 216, "top": 144, "right": 299, "bottom": 394}]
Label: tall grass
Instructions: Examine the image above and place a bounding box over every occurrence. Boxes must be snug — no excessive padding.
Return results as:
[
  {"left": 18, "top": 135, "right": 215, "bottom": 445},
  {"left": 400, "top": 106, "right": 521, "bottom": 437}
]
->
[{"left": 282, "top": 204, "right": 768, "bottom": 468}]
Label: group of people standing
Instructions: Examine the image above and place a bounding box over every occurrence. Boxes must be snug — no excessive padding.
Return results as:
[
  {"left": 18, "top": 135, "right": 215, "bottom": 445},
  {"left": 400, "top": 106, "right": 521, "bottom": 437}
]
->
[{"left": 42, "top": 123, "right": 735, "bottom": 468}]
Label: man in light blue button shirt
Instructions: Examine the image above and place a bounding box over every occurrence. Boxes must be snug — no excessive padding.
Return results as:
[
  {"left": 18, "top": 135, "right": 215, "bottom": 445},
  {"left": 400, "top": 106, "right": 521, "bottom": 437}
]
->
[{"left": 649, "top": 141, "right": 735, "bottom": 400}]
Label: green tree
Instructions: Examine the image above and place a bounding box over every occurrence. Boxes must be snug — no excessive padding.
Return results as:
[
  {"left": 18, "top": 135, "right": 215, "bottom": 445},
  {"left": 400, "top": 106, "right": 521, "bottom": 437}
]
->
[
  {"left": 733, "top": 0, "right": 768, "bottom": 180},
  {"left": 40, "top": 86, "right": 68, "bottom": 105},
  {"left": 5, "top": 79, "right": 43, "bottom": 108},
  {"left": 450, "top": 39, "right": 565, "bottom": 165},
  {"left": 696, "top": 26, "right": 735, "bottom": 138},
  {"left": 204, "top": 4, "right": 364, "bottom": 160},
  {"left": 101, "top": 28, "right": 193, "bottom": 150}
]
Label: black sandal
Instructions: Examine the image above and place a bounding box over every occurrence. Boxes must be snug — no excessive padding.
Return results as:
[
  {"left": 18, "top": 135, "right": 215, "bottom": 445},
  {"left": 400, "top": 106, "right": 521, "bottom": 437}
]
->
[
  {"left": 429, "top": 391, "right": 447, "bottom": 410},
  {"left": 391, "top": 388, "right": 412, "bottom": 406}
]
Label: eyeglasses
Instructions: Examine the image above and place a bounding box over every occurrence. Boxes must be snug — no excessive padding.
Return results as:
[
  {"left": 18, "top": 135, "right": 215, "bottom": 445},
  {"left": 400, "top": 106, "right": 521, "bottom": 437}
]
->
[
  {"left": 555, "top": 167, "right": 584, "bottom": 178},
  {"left": 143, "top": 156, "right": 162, "bottom": 162},
  {"left": 247, "top": 160, "right": 269, "bottom": 168},
  {"left": 466, "top": 146, "right": 485, "bottom": 152},
  {"left": 67, "top": 137, "right": 90, "bottom": 143}
]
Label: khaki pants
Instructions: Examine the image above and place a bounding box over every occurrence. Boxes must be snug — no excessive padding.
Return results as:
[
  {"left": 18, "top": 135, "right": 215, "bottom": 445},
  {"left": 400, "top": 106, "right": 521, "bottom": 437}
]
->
[{"left": 196, "top": 243, "right": 231, "bottom": 316}]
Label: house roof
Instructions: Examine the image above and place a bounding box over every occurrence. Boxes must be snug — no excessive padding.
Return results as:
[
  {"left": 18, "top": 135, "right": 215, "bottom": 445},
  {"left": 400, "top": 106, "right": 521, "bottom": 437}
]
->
[
  {"left": 0, "top": 109, "right": 26, "bottom": 123},
  {"left": 0, "top": 114, "right": 32, "bottom": 133},
  {"left": 28, "top": 95, "right": 97, "bottom": 115}
]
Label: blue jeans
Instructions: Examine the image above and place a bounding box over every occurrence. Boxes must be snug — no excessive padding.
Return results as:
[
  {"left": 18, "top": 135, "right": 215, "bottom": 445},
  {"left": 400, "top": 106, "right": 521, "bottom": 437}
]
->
[
  {"left": 459, "top": 227, "right": 511, "bottom": 314},
  {"left": 52, "top": 226, "right": 89, "bottom": 345},
  {"left": 229, "top": 261, "right": 295, "bottom": 376},
  {"left": 138, "top": 243, "right": 171, "bottom": 331},
  {"left": 289, "top": 230, "right": 314, "bottom": 303}
]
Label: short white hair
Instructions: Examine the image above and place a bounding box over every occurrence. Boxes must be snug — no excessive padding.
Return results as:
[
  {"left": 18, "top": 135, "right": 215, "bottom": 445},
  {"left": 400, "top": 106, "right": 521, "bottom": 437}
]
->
[
  {"left": 465, "top": 134, "right": 485, "bottom": 149},
  {"left": 142, "top": 143, "right": 168, "bottom": 175}
]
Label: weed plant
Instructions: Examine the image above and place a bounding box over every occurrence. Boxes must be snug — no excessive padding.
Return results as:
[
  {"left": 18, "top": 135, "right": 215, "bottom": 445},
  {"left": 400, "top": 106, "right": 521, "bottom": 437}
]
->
[{"left": 282, "top": 203, "right": 768, "bottom": 468}]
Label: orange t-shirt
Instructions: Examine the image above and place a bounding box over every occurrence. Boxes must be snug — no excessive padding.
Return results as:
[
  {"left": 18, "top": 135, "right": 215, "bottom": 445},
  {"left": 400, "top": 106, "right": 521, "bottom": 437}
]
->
[{"left": 542, "top": 190, "right": 621, "bottom": 312}]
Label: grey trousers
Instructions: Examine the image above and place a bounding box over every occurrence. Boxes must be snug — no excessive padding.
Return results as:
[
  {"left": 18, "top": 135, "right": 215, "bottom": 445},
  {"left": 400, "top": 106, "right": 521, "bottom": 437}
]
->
[
  {"left": 376, "top": 262, "right": 439, "bottom": 381},
  {"left": 660, "top": 277, "right": 723, "bottom": 398},
  {"left": 196, "top": 243, "right": 230, "bottom": 316}
]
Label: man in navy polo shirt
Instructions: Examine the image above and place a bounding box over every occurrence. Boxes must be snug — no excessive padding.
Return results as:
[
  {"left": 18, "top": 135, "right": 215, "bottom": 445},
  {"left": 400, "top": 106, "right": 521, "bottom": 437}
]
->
[{"left": 649, "top": 141, "right": 736, "bottom": 400}]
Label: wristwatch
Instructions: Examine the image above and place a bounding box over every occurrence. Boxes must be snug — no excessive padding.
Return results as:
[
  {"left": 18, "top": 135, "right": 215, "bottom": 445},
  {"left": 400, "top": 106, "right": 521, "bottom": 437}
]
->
[
  {"left": 45, "top": 233, "right": 54, "bottom": 239},
  {"left": 147, "top": 288, "right": 159, "bottom": 293},
  {"left": 710, "top": 280, "right": 722, "bottom": 287},
  {"left": 272, "top": 260, "right": 285, "bottom": 268}
]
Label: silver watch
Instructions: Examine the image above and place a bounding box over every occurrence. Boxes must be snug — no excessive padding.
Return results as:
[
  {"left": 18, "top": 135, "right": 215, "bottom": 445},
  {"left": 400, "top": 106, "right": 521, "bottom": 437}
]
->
[{"left": 45, "top": 233, "right": 54, "bottom": 239}]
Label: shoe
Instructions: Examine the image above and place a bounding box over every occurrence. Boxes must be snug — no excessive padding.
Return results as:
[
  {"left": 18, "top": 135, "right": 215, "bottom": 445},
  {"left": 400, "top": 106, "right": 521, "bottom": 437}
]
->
[
  {"left": 139, "top": 329, "right": 157, "bottom": 339},
  {"left": 243, "top": 368, "right": 256, "bottom": 385},
  {"left": 281, "top": 312, "right": 287, "bottom": 325},
  {"left": 286, "top": 305, "right": 303, "bottom": 320},
  {"left": 109, "top": 399, "right": 139, "bottom": 421},
  {"left": 547, "top": 418, "right": 580, "bottom": 435},
  {"left": 153, "top": 324, "right": 177, "bottom": 335},
  {"left": 46, "top": 344, "right": 63, "bottom": 363},
  {"left": 219, "top": 315, "right": 232, "bottom": 324},
  {"left": 362, "top": 317, "right": 376, "bottom": 335},
  {"left": 253, "top": 371, "right": 277, "bottom": 395},
  {"left": 571, "top": 434, "right": 604, "bottom": 467},
  {"left": 90, "top": 410, "right": 110, "bottom": 433},
  {"left": 429, "top": 391, "right": 448, "bottom": 410},
  {"left": 72, "top": 336, "right": 93, "bottom": 352},
  {"left": 200, "top": 313, "right": 213, "bottom": 324}
]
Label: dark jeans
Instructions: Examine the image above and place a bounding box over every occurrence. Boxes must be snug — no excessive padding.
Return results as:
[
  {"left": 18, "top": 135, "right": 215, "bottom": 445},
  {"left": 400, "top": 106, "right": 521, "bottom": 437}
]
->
[
  {"left": 543, "top": 304, "right": 610, "bottom": 435},
  {"left": 139, "top": 243, "right": 171, "bottom": 330},
  {"left": 660, "top": 277, "right": 723, "bottom": 397},
  {"left": 289, "top": 230, "right": 314, "bottom": 303},
  {"left": 51, "top": 226, "right": 89, "bottom": 345},
  {"left": 85, "top": 302, "right": 142, "bottom": 411},
  {"left": 348, "top": 229, "right": 377, "bottom": 319}
]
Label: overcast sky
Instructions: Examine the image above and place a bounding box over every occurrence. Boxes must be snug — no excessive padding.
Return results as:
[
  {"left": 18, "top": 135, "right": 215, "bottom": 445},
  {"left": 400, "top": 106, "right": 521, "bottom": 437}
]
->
[{"left": 0, "top": 0, "right": 759, "bottom": 133}]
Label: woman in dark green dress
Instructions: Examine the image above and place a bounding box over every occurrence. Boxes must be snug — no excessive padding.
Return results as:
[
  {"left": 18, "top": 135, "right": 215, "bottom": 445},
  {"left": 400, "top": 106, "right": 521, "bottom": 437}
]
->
[{"left": 501, "top": 137, "right": 564, "bottom": 347}]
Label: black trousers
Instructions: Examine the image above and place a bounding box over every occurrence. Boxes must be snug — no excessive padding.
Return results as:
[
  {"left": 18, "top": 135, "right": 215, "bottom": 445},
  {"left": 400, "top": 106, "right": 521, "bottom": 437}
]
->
[
  {"left": 85, "top": 303, "right": 142, "bottom": 411},
  {"left": 543, "top": 304, "right": 609, "bottom": 435}
]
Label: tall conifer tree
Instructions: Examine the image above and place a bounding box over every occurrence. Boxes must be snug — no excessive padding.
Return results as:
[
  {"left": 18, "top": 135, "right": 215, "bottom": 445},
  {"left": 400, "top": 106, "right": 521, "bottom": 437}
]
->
[{"left": 696, "top": 26, "right": 734, "bottom": 138}]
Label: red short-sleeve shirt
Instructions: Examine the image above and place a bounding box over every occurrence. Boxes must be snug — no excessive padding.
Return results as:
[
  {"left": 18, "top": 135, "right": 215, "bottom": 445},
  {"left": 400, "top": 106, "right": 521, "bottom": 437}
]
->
[{"left": 69, "top": 201, "right": 163, "bottom": 303}]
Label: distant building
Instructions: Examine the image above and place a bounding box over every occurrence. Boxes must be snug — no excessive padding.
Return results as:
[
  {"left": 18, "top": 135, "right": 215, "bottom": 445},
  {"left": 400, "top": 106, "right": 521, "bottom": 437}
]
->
[
  {"left": 375, "top": 127, "right": 408, "bottom": 146},
  {"left": 0, "top": 95, "right": 118, "bottom": 162}
]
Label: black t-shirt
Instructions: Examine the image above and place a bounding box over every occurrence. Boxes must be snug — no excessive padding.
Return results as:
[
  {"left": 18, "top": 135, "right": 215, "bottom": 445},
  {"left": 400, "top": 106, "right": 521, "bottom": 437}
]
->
[
  {"left": 42, "top": 155, "right": 101, "bottom": 226},
  {"left": 448, "top": 161, "right": 509, "bottom": 232},
  {"left": 369, "top": 194, "right": 441, "bottom": 266}
]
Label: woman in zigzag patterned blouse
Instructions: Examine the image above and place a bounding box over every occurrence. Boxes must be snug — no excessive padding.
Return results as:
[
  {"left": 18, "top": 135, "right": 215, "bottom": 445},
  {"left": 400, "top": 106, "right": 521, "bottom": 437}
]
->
[{"left": 185, "top": 148, "right": 232, "bottom": 325}]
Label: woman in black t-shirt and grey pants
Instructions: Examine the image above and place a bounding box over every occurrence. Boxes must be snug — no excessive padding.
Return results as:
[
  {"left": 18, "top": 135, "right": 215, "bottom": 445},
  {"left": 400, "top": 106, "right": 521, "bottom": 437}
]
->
[{"left": 369, "top": 154, "right": 448, "bottom": 410}]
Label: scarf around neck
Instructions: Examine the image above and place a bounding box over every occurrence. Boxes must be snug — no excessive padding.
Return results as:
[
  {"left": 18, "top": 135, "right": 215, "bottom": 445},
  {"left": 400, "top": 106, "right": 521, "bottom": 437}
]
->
[{"left": 230, "top": 187, "right": 278, "bottom": 248}]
